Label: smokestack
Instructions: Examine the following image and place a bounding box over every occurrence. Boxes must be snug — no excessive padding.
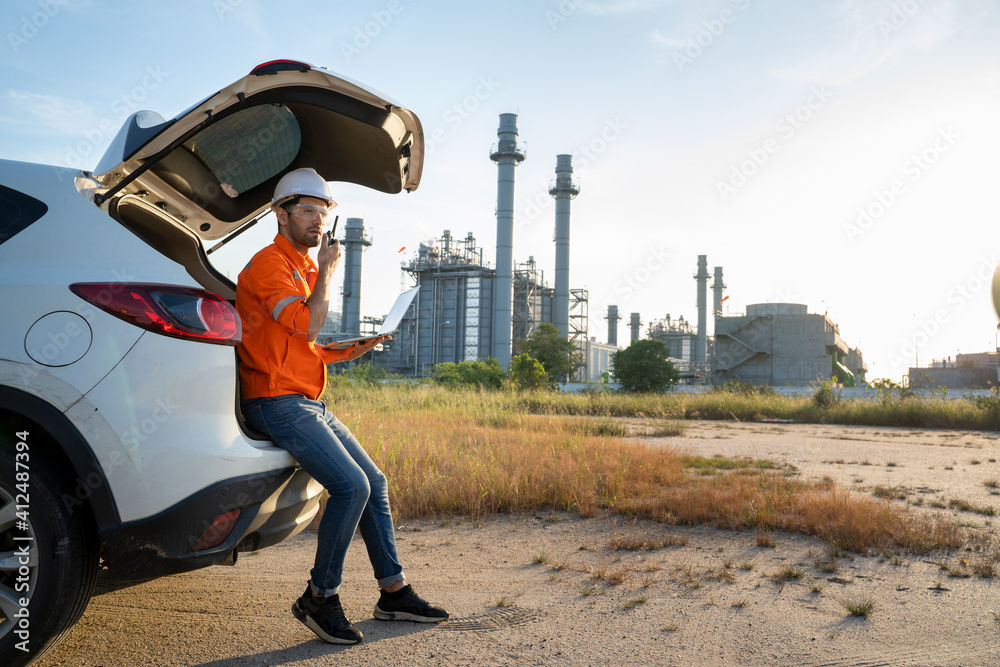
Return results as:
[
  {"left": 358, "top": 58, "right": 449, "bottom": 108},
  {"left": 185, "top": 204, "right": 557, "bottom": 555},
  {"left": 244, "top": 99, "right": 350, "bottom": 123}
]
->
[
  {"left": 606, "top": 305, "right": 620, "bottom": 347},
  {"left": 712, "top": 266, "right": 725, "bottom": 320},
  {"left": 549, "top": 154, "right": 579, "bottom": 338},
  {"left": 490, "top": 113, "right": 525, "bottom": 368},
  {"left": 341, "top": 217, "right": 371, "bottom": 335},
  {"left": 629, "top": 312, "right": 642, "bottom": 342},
  {"left": 695, "top": 255, "right": 709, "bottom": 365}
]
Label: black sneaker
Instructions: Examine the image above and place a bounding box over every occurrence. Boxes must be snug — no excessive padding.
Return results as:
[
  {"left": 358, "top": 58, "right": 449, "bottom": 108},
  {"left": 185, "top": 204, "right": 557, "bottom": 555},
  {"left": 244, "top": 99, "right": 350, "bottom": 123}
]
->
[
  {"left": 373, "top": 584, "right": 449, "bottom": 623},
  {"left": 292, "top": 586, "right": 364, "bottom": 644}
]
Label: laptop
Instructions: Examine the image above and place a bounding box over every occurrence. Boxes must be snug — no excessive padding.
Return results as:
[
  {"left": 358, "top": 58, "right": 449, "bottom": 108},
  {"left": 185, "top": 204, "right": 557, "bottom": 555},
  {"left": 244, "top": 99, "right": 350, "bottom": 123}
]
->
[{"left": 322, "top": 287, "right": 419, "bottom": 349}]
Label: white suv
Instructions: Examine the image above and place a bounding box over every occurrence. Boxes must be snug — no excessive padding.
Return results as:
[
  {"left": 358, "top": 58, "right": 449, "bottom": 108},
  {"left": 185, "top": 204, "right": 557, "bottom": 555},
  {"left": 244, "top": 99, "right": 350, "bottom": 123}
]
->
[{"left": 0, "top": 60, "right": 423, "bottom": 666}]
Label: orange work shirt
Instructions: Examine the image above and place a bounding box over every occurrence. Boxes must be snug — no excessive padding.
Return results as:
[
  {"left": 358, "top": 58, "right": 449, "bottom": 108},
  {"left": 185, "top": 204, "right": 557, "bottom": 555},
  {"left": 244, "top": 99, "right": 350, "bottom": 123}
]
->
[{"left": 236, "top": 233, "right": 343, "bottom": 400}]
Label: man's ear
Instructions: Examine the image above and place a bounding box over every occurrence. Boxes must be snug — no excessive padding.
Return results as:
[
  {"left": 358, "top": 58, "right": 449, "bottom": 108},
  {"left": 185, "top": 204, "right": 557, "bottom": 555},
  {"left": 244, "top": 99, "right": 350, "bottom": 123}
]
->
[{"left": 273, "top": 205, "right": 288, "bottom": 228}]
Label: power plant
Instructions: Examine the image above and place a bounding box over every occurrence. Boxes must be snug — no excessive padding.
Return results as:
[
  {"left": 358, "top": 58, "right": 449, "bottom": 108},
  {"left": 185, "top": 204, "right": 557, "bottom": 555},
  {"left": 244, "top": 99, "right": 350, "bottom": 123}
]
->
[
  {"left": 332, "top": 112, "right": 870, "bottom": 388},
  {"left": 373, "top": 114, "right": 592, "bottom": 380},
  {"left": 713, "top": 303, "right": 867, "bottom": 386}
]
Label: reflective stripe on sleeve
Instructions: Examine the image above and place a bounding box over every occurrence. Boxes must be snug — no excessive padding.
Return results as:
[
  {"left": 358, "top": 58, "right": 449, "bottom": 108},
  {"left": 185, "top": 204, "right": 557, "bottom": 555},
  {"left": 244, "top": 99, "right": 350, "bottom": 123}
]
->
[{"left": 272, "top": 295, "right": 305, "bottom": 321}]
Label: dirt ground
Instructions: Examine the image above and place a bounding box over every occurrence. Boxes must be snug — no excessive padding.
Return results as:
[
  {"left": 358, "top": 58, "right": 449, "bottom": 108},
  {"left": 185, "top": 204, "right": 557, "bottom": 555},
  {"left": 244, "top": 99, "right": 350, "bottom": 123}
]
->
[{"left": 36, "top": 421, "right": 1000, "bottom": 666}]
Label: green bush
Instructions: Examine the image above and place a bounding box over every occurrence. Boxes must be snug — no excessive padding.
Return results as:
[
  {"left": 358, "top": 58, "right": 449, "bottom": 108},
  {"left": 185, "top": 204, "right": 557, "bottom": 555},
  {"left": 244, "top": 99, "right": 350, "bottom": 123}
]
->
[
  {"left": 433, "top": 358, "right": 506, "bottom": 390},
  {"left": 515, "top": 323, "right": 581, "bottom": 382},
  {"left": 869, "top": 378, "right": 914, "bottom": 403},
  {"left": 611, "top": 339, "right": 679, "bottom": 393},
  {"left": 813, "top": 380, "right": 842, "bottom": 408},
  {"left": 510, "top": 353, "right": 550, "bottom": 390},
  {"left": 327, "top": 361, "right": 396, "bottom": 386}
]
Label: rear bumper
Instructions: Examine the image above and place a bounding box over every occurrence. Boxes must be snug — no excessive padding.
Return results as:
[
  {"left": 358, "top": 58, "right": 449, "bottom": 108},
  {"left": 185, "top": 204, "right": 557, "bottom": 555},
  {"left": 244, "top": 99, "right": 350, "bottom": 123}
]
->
[{"left": 99, "top": 467, "right": 322, "bottom": 582}]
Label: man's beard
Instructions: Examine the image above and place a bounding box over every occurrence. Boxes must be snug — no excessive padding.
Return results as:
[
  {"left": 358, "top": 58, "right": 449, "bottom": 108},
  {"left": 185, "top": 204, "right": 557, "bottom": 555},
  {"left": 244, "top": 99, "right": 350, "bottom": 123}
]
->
[{"left": 294, "top": 226, "right": 322, "bottom": 248}]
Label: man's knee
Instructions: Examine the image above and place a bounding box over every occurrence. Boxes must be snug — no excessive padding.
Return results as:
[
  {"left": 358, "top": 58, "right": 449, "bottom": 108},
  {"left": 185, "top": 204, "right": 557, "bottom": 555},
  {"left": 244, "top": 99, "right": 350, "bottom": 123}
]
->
[{"left": 325, "top": 473, "right": 371, "bottom": 507}]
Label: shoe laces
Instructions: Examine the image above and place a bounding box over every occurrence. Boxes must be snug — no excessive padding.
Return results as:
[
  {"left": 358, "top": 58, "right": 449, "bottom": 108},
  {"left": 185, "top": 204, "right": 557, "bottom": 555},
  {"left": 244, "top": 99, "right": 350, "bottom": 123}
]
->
[{"left": 312, "top": 595, "right": 350, "bottom": 625}]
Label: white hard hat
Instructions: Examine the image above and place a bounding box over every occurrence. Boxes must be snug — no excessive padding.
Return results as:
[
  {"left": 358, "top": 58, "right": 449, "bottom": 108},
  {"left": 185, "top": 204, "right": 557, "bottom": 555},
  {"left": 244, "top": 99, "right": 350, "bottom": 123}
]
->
[{"left": 271, "top": 167, "right": 335, "bottom": 207}]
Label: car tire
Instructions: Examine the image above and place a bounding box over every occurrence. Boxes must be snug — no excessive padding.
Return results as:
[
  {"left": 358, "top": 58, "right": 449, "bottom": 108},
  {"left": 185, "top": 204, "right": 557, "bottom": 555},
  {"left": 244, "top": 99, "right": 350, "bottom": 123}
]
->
[{"left": 0, "top": 434, "right": 99, "bottom": 667}]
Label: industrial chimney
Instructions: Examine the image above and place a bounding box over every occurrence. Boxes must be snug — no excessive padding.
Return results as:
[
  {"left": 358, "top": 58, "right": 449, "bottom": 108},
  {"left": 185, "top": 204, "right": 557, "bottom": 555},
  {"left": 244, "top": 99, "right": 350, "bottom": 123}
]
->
[
  {"left": 629, "top": 312, "right": 642, "bottom": 343},
  {"left": 549, "top": 154, "right": 579, "bottom": 338},
  {"left": 341, "top": 217, "right": 371, "bottom": 335},
  {"left": 490, "top": 113, "right": 525, "bottom": 368},
  {"left": 606, "top": 305, "right": 620, "bottom": 347},
  {"left": 712, "top": 266, "right": 725, "bottom": 320},
  {"left": 695, "top": 255, "right": 709, "bottom": 366}
]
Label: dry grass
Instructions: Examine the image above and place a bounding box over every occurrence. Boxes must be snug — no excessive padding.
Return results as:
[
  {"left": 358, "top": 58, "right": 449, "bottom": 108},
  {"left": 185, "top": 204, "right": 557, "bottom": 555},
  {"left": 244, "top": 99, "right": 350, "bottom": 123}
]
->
[
  {"left": 772, "top": 566, "right": 804, "bottom": 588},
  {"left": 623, "top": 595, "right": 647, "bottom": 609},
  {"left": 324, "top": 383, "right": 970, "bottom": 555},
  {"left": 606, "top": 533, "right": 688, "bottom": 551},
  {"left": 839, "top": 597, "right": 876, "bottom": 617}
]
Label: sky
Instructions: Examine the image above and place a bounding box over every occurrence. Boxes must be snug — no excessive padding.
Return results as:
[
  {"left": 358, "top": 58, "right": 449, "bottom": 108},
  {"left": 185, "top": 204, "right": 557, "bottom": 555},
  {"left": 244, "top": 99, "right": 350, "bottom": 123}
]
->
[{"left": 2, "top": 0, "right": 999, "bottom": 382}]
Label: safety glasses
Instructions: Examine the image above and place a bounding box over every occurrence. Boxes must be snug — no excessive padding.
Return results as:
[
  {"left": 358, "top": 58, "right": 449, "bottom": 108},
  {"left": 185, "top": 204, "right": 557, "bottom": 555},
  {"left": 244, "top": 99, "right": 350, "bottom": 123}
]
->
[{"left": 288, "top": 203, "right": 336, "bottom": 222}]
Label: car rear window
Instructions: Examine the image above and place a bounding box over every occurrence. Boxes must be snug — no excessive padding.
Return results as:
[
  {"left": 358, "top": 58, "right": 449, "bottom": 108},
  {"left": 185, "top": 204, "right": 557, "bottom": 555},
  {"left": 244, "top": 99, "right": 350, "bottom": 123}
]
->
[
  {"left": 183, "top": 104, "right": 301, "bottom": 198},
  {"left": 0, "top": 185, "right": 47, "bottom": 246}
]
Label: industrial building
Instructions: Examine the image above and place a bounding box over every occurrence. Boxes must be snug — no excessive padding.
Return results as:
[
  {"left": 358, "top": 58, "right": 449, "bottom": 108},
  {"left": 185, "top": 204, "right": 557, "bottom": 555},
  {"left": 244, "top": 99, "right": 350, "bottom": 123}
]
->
[
  {"left": 375, "top": 230, "right": 495, "bottom": 376},
  {"left": 329, "top": 112, "right": 869, "bottom": 390},
  {"left": 647, "top": 315, "right": 695, "bottom": 365},
  {"left": 908, "top": 353, "right": 999, "bottom": 389},
  {"left": 362, "top": 113, "right": 599, "bottom": 380},
  {"left": 712, "top": 302, "right": 867, "bottom": 387},
  {"left": 586, "top": 337, "right": 620, "bottom": 383}
]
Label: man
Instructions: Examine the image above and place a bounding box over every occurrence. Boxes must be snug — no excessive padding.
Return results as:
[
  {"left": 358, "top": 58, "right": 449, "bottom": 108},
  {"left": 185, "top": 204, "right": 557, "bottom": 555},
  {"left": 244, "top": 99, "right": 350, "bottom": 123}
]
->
[{"left": 237, "top": 167, "right": 448, "bottom": 645}]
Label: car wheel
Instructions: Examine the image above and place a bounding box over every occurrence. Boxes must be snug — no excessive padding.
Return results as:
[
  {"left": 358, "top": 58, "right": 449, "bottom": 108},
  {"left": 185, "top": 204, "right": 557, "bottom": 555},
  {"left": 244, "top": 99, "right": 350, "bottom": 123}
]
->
[{"left": 0, "top": 433, "right": 99, "bottom": 667}]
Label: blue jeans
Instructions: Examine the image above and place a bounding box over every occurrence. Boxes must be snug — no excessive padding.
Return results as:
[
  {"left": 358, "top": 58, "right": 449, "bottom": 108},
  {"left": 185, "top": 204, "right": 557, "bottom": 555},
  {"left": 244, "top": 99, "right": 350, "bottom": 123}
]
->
[{"left": 242, "top": 395, "right": 405, "bottom": 596}]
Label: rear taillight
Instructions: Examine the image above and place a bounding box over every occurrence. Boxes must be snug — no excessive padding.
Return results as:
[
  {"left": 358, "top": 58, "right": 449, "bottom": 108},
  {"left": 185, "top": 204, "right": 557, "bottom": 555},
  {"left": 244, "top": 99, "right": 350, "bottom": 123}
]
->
[{"left": 70, "top": 283, "right": 241, "bottom": 346}]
